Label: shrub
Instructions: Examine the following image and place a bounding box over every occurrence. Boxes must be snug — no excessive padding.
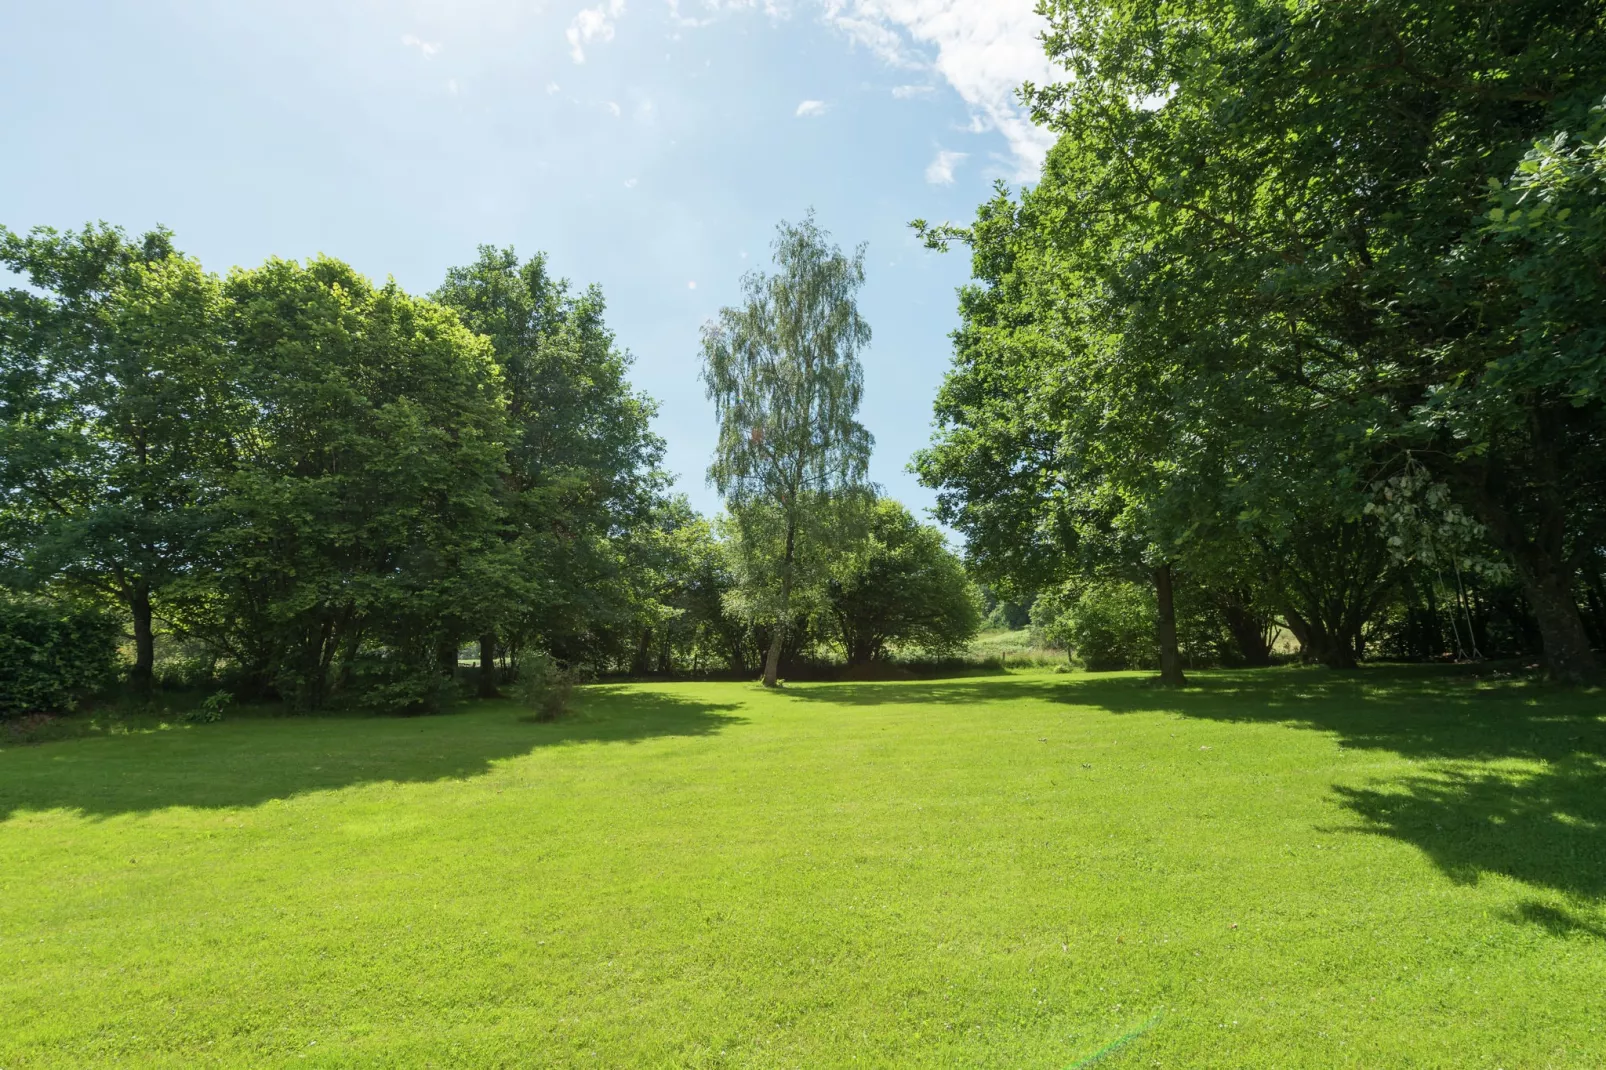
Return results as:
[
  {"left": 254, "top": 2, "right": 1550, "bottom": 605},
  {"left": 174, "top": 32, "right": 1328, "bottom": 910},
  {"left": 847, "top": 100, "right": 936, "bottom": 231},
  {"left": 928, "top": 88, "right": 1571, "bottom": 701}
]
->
[
  {"left": 360, "top": 667, "right": 456, "bottom": 717},
  {"left": 0, "top": 594, "right": 121, "bottom": 718},
  {"left": 515, "top": 653, "right": 574, "bottom": 722},
  {"left": 183, "top": 690, "right": 231, "bottom": 724},
  {"left": 1032, "top": 582, "right": 1158, "bottom": 671}
]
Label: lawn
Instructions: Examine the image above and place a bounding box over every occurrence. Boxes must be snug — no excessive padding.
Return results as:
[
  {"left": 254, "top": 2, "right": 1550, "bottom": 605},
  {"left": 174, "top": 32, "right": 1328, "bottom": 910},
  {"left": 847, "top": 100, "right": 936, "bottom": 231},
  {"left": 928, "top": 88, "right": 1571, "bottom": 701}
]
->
[{"left": 2, "top": 668, "right": 1603, "bottom": 1068}]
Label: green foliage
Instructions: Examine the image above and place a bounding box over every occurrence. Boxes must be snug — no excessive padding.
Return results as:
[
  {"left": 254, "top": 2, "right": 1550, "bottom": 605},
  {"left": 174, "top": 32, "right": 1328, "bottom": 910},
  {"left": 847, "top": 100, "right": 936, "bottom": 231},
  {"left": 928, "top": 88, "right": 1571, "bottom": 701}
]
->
[
  {"left": 183, "top": 690, "right": 230, "bottom": 725},
  {"left": 433, "top": 246, "right": 665, "bottom": 673},
  {"left": 918, "top": 0, "right": 1606, "bottom": 680},
  {"left": 0, "top": 593, "right": 119, "bottom": 717},
  {"left": 701, "top": 213, "right": 874, "bottom": 685},
  {"left": 1033, "top": 581, "right": 1157, "bottom": 672},
  {"left": 826, "top": 498, "right": 981, "bottom": 664},
  {"left": 513, "top": 652, "right": 574, "bottom": 722},
  {"left": 192, "top": 256, "right": 509, "bottom": 710},
  {"left": 978, "top": 586, "right": 1033, "bottom": 632},
  {"left": 0, "top": 224, "right": 237, "bottom": 689}
]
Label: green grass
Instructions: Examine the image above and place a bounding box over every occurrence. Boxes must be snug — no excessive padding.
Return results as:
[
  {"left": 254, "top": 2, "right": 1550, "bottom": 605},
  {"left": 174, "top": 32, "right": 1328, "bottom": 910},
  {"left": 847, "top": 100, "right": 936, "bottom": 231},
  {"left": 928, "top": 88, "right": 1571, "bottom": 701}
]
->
[
  {"left": 964, "top": 628, "right": 1068, "bottom": 667},
  {"left": 2, "top": 667, "right": 1603, "bottom": 1067}
]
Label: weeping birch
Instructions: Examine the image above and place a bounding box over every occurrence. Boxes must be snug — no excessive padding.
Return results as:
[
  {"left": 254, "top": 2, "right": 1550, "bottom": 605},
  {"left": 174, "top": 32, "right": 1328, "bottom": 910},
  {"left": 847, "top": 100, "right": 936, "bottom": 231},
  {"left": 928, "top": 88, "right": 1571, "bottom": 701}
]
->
[{"left": 700, "top": 214, "right": 873, "bottom": 687}]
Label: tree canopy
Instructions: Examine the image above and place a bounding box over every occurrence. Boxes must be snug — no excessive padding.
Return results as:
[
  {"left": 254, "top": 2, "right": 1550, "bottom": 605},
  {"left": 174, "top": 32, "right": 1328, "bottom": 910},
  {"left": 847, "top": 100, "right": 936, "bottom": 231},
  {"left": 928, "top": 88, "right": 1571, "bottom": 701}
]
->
[
  {"left": 701, "top": 213, "right": 874, "bottom": 686},
  {"left": 917, "top": 0, "right": 1606, "bottom": 682}
]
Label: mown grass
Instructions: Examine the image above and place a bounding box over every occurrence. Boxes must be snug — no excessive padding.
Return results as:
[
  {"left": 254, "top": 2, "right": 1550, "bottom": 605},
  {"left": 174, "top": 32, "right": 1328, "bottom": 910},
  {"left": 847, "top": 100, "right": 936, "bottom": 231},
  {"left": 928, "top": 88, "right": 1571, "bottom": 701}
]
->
[{"left": 2, "top": 666, "right": 1603, "bottom": 1067}]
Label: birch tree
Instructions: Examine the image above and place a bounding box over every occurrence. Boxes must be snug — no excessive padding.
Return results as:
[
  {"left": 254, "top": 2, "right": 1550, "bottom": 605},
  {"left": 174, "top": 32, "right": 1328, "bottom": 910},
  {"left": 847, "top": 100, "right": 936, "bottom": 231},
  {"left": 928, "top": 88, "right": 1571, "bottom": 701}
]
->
[{"left": 701, "top": 213, "right": 873, "bottom": 687}]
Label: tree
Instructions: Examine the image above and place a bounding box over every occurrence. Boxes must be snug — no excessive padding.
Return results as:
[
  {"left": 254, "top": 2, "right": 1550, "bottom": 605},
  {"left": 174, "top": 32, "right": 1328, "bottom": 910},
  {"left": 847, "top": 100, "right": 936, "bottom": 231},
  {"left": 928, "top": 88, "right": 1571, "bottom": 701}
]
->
[
  {"left": 434, "top": 246, "right": 664, "bottom": 691},
  {"left": 0, "top": 224, "right": 236, "bottom": 693},
  {"left": 200, "top": 256, "right": 509, "bottom": 710},
  {"left": 700, "top": 214, "right": 873, "bottom": 687},
  {"left": 910, "top": 201, "right": 1196, "bottom": 685},
  {"left": 827, "top": 498, "right": 981, "bottom": 665},
  {"left": 1010, "top": 0, "right": 1606, "bottom": 680}
]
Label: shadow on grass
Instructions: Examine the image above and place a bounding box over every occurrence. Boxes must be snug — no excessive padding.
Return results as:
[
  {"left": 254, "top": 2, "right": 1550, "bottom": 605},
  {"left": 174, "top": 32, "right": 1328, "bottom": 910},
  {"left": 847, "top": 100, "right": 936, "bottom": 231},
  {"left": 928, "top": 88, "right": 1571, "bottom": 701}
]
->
[
  {"left": 0, "top": 686, "right": 744, "bottom": 822},
  {"left": 786, "top": 667, "right": 1606, "bottom": 911}
]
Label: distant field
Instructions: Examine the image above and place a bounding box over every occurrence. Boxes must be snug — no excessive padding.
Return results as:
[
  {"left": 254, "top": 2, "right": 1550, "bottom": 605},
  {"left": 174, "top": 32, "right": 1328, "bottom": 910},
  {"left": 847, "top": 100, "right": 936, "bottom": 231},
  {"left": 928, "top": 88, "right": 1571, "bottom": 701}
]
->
[
  {"left": 966, "top": 628, "right": 1067, "bottom": 666},
  {"left": 2, "top": 668, "right": 1603, "bottom": 1067}
]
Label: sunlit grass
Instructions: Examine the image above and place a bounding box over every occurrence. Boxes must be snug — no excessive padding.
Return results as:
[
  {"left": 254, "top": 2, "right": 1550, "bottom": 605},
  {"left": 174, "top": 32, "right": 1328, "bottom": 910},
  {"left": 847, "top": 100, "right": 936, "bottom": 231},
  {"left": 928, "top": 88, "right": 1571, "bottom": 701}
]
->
[
  {"left": 2, "top": 667, "right": 1602, "bottom": 1066},
  {"left": 965, "top": 628, "right": 1068, "bottom": 668}
]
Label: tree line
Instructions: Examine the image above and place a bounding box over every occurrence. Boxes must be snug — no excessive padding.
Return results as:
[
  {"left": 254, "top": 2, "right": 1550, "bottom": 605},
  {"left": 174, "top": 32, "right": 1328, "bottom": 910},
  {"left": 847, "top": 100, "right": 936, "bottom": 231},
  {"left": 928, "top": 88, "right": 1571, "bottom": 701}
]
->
[
  {"left": 0, "top": 222, "right": 978, "bottom": 716},
  {"left": 914, "top": 0, "right": 1606, "bottom": 683}
]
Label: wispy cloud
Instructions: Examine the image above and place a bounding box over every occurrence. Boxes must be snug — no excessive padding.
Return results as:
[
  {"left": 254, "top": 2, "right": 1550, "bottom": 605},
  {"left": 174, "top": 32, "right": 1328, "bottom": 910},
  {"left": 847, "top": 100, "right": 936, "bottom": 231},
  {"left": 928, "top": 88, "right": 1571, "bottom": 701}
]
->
[
  {"left": 567, "top": 0, "right": 625, "bottom": 64},
  {"left": 795, "top": 99, "right": 828, "bottom": 117},
  {"left": 447, "top": 78, "right": 459, "bottom": 95},
  {"left": 820, "top": 0, "right": 1057, "bottom": 177},
  {"left": 401, "top": 34, "right": 441, "bottom": 57},
  {"left": 606, "top": 100, "right": 623, "bottom": 117},
  {"left": 891, "top": 84, "right": 933, "bottom": 99},
  {"left": 924, "top": 148, "right": 966, "bottom": 185}
]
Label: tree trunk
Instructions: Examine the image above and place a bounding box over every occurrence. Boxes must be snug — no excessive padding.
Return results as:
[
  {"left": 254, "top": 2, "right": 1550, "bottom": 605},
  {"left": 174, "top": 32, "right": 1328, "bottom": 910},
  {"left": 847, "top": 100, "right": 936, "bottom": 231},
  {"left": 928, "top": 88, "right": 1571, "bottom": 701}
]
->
[
  {"left": 1580, "top": 571, "right": 1606, "bottom": 651},
  {"left": 1446, "top": 433, "right": 1600, "bottom": 683},
  {"left": 632, "top": 628, "right": 653, "bottom": 677},
  {"left": 130, "top": 580, "right": 154, "bottom": 695},
  {"left": 1219, "top": 592, "right": 1272, "bottom": 667},
  {"left": 1154, "top": 563, "right": 1187, "bottom": 687},
  {"left": 762, "top": 629, "right": 785, "bottom": 687},
  {"left": 478, "top": 632, "right": 499, "bottom": 698},
  {"left": 1517, "top": 563, "right": 1600, "bottom": 683},
  {"left": 762, "top": 515, "right": 799, "bottom": 688},
  {"left": 336, "top": 622, "right": 363, "bottom": 691}
]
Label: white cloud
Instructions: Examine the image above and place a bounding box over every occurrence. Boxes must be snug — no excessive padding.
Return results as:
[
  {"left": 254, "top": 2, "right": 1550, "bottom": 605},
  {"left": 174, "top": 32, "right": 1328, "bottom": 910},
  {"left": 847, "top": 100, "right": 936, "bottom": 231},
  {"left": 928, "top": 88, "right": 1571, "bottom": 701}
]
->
[
  {"left": 891, "top": 84, "right": 934, "bottom": 99},
  {"left": 566, "top": 0, "right": 625, "bottom": 63},
  {"left": 925, "top": 148, "right": 967, "bottom": 184},
  {"left": 606, "top": 100, "right": 623, "bottom": 116},
  {"left": 820, "top": 0, "right": 1057, "bottom": 177},
  {"left": 625, "top": 178, "right": 639, "bottom": 188},
  {"left": 688, "top": 281, "right": 698, "bottom": 289},
  {"left": 446, "top": 78, "right": 459, "bottom": 95},
  {"left": 795, "top": 99, "right": 828, "bottom": 117},
  {"left": 574, "top": 0, "right": 1057, "bottom": 175},
  {"left": 401, "top": 34, "right": 441, "bottom": 57},
  {"left": 547, "top": 81, "right": 562, "bottom": 94}
]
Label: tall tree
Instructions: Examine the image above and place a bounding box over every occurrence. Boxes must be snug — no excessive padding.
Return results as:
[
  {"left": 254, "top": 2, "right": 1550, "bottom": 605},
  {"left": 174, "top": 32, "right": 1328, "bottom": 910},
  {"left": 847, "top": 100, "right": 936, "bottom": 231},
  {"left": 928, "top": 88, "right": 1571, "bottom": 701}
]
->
[
  {"left": 201, "top": 256, "right": 509, "bottom": 710},
  {"left": 435, "top": 246, "right": 664, "bottom": 689},
  {"left": 1013, "top": 0, "right": 1606, "bottom": 680},
  {"left": 0, "top": 224, "right": 235, "bottom": 692},
  {"left": 701, "top": 213, "right": 873, "bottom": 687}
]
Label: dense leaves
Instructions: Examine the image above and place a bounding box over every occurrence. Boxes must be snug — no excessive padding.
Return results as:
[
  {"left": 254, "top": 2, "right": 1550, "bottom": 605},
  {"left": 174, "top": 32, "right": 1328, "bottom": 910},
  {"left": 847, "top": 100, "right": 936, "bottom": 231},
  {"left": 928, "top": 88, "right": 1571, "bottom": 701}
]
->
[
  {"left": 0, "top": 226, "right": 672, "bottom": 709},
  {"left": 919, "top": 0, "right": 1606, "bottom": 680},
  {"left": 701, "top": 214, "right": 874, "bottom": 686},
  {"left": 827, "top": 499, "right": 980, "bottom": 665},
  {"left": 0, "top": 593, "right": 119, "bottom": 717}
]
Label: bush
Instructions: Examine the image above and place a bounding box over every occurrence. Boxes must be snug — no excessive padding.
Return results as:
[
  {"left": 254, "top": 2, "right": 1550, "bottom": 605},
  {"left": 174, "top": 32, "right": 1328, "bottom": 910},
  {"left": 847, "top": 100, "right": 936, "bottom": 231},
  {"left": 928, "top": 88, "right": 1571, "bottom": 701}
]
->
[
  {"left": 1032, "top": 582, "right": 1158, "bottom": 671},
  {"left": 360, "top": 667, "right": 457, "bottom": 717},
  {"left": 515, "top": 653, "right": 574, "bottom": 722},
  {"left": 183, "top": 690, "right": 231, "bottom": 724},
  {"left": 0, "top": 594, "right": 121, "bottom": 718}
]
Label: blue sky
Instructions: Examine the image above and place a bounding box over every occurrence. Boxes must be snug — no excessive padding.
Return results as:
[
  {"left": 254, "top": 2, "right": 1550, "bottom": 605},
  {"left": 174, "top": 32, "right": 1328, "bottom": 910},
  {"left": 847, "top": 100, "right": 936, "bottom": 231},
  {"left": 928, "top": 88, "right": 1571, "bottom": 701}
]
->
[{"left": 2, "top": 0, "right": 1056, "bottom": 518}]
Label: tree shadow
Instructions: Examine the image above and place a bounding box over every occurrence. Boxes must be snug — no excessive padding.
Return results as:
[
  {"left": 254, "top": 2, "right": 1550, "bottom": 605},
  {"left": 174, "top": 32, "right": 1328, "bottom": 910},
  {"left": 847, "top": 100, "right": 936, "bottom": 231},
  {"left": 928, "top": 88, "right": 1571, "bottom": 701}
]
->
[
  {"left": 0, "top": 687, "right": 745, "bottom": 822},
  {"left": 1330, "top": 757, "right": 1606, "bottom": 903},
  {"left": 1503, "top": 900, "right": 1606, "bottom": 940},
  {"left": 785, "top": 668, "right": 1606, "bottom": 916}
]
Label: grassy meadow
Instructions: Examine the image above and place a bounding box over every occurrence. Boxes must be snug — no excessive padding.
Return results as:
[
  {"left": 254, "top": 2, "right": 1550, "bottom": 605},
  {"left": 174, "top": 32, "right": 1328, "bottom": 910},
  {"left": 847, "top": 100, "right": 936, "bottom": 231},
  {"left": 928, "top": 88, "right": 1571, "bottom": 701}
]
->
[{"left": 2, "top": 667, "right": 1603, "bottom": 1067}]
